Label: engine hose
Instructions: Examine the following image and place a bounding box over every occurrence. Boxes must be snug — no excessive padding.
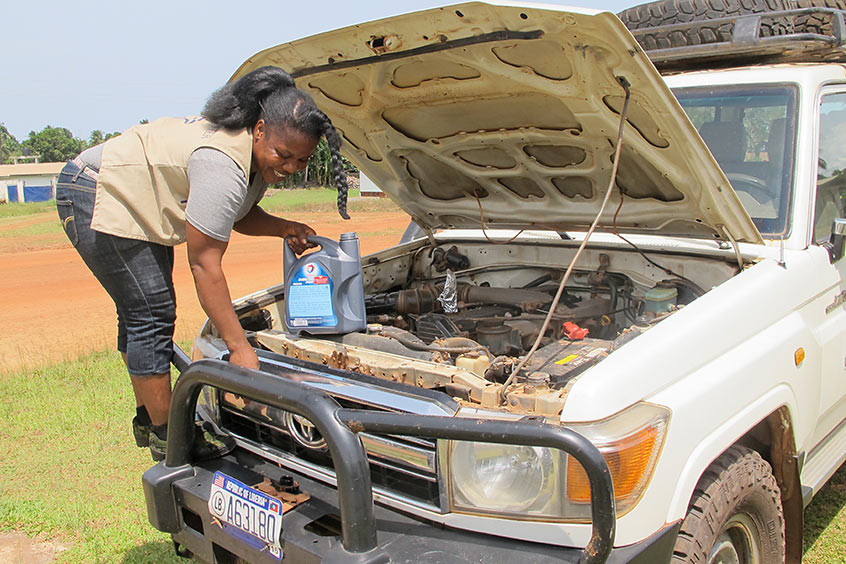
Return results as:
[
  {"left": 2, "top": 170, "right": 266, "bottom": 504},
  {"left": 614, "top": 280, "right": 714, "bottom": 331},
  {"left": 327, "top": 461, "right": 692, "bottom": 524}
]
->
[
  {"left": 607, "top": 278, "right": 618, "bottom": 313},
  {"left": 378, "top": 326, "right": 488, "bottom": 355},
  {"left": 523, "top": 274, "right": 553, "bottom": 288}
]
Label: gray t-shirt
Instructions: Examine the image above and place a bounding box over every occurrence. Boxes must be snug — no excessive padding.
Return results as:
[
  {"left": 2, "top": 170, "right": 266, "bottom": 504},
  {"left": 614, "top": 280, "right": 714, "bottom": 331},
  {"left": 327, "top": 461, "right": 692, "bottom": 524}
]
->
[{"left": 78, "top": 144, "right": 265, "bottom": 242}]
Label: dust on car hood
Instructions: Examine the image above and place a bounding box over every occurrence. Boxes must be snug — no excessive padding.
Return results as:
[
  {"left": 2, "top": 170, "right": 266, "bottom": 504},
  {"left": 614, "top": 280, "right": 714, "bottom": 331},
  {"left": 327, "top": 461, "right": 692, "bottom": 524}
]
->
[{"left": 232, "top": 1, "right": 763, "bottom": 244}]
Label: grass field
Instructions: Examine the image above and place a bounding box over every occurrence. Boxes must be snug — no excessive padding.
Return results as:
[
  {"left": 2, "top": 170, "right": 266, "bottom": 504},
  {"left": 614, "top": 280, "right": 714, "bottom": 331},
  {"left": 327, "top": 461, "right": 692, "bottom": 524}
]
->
[
  {"left": 0, "top": 200, "right": 55, "bottom": 219},
  {"left": 260, "top": 187, "right": 400, "bottom": 214},
  {"left": 0, "top": 350, "right": 183, "bottom": 563}
]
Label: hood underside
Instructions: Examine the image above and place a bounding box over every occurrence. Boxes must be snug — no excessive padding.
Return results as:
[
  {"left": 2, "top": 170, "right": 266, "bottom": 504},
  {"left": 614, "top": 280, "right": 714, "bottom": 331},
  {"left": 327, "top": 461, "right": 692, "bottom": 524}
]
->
[{"left": 233, "top": 2, "right": 763, "bottom": 244}]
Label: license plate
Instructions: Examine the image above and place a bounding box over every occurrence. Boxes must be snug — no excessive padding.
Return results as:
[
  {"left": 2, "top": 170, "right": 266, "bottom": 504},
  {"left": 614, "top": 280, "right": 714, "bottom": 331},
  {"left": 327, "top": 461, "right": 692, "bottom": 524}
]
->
[{"left": 208, "top": 471, "right": 284, "bottom": 560}]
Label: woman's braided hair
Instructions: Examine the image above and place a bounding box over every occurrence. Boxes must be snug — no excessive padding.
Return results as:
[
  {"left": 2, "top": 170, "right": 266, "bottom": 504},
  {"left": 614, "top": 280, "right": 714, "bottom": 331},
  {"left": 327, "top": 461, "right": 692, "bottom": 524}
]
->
[{"left": 202, "top": 66, "right": 350, "bottom": 219}]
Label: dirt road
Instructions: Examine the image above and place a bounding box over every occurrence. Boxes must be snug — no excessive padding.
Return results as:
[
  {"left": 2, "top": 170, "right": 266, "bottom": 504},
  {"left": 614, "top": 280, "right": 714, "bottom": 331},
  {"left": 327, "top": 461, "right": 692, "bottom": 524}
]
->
[{"left": 0, "top": 210, "right": 410, "bottom": 373}]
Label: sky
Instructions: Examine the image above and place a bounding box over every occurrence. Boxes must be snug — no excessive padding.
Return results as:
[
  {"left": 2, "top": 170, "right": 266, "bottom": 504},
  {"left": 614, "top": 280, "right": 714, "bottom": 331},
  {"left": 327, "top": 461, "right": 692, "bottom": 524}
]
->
[{"left": 2, "top": 0, "right": 634, "bottom": 142}]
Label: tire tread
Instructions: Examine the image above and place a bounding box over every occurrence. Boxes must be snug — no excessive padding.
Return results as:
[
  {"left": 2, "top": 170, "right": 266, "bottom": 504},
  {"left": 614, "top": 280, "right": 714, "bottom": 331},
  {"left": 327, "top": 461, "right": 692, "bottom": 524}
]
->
[
  {"left": 670, "top": 445, "right": 785, "bottom": 564},
  {"left": 618, "top": 0, "right": 846, "bottom": 52}
]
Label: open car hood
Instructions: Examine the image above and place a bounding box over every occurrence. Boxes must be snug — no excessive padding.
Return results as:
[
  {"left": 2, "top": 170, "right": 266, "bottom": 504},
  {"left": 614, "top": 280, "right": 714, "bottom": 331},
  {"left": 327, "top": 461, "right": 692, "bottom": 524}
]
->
[{"left": 233, "top": 1, "right": 763, "bottom": 244}]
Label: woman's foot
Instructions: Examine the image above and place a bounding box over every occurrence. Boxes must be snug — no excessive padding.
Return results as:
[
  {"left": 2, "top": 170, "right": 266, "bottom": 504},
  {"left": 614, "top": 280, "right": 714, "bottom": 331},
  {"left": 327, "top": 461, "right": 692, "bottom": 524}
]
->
[
  {"left": 132, "top": 407, "right": 153, "bottom": 447},
  {"left": 148, "top": 421, "right": 235, "bottom": 462}
]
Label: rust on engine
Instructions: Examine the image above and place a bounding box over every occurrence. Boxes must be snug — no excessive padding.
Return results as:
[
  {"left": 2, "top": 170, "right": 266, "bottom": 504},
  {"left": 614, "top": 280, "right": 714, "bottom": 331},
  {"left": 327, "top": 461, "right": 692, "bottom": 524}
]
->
[{"left": 255, "top": 329, "right": 569, "bottom": 416}]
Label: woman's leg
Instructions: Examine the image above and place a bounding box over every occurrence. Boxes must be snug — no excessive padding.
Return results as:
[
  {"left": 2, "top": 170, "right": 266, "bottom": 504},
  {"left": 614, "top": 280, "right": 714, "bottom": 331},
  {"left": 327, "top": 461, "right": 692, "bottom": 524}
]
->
[
  {"left": 130, "top": 373, "right": 172, "bottom": 426},
  {"left": 57, "top": 160, "right": 233, "bottom": 460},
  {"left": 56, "top": 159, "right": 177, "bottom": 433}
]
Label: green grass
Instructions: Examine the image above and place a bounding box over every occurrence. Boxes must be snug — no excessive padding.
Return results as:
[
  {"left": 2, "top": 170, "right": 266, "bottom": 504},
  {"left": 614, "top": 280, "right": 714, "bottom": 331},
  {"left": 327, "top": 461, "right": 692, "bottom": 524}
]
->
[
  {"left": 260, "top": 187, "right": 400, "bottom": 214},
  {"left": 0, "top": 350, "right": 182, "bottom": 563},
  {"left": 0, "top": 200, "right": 55, "bottom": 219},
  {"left": 1, "top": 347, "right": 844, "bottom": 561},
  {"left": 0, "top": 217, "right": 62, "bottom": 239},
  {"left": 803, "top": 463, "right": 846, "bottom": 562}
]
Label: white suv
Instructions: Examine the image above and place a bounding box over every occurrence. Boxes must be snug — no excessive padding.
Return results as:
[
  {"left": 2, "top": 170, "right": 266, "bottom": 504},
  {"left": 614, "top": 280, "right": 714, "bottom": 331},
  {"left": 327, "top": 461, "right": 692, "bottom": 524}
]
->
[{"left": 144, "top": 2, "right": 846, "bottom": 563}]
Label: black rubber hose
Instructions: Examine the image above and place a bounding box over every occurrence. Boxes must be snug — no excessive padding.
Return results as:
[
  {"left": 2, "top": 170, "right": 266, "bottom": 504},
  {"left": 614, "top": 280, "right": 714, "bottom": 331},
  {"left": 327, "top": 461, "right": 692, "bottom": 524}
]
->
[
  {"left": 606, "top": 278, "right": 618, "bottom": 313},
  {"left": 523, "top": 274, "right": 553, "bottom": 289},
  {"left": 379, "top": 326, "right": 488, "bottom": 354}
]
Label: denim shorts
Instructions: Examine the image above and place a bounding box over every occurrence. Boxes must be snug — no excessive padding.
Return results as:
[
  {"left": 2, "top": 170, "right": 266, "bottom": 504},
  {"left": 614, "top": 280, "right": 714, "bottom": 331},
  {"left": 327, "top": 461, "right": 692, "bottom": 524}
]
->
[{"left": 56, "top": 159, "right": 176, "bottom": 376}]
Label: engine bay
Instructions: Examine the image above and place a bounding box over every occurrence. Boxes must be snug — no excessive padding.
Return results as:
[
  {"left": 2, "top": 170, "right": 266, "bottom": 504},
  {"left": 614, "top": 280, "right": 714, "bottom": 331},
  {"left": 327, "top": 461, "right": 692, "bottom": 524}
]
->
[{"left": 229, "top": 237, "right": 738, "bottom": 415}]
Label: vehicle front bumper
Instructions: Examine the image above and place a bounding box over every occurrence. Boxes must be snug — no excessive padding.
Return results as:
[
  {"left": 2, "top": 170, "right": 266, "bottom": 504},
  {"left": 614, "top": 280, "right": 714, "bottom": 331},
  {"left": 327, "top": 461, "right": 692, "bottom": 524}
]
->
[
  {"left": 145, "top": 447, "right": 679, "bottom": 564},
  {"left": 143, "top": 356, "right": 658, "bottom": 564}
]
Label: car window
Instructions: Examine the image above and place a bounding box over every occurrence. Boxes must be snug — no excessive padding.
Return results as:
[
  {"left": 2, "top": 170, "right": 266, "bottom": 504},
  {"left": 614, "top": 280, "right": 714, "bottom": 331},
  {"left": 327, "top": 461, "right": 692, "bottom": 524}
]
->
[
  {"left": 815, "top": 92, "right": 846, "bottom": 244},
  {"left": 673, "top": 85, "right": 797, "bottom": 238}
]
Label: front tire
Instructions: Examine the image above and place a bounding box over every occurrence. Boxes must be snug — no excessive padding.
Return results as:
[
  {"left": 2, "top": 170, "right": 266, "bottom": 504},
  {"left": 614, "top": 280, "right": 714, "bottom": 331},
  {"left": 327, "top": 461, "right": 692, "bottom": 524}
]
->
[{"left": 673, "top": 445, "right": 785, "bottom": 564}]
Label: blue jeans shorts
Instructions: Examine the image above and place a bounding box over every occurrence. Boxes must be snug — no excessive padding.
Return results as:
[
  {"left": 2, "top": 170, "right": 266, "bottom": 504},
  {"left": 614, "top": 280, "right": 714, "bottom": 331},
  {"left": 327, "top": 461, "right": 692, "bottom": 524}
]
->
[{"left": 56, "top": 159, "right": 176, "bottom": 376}]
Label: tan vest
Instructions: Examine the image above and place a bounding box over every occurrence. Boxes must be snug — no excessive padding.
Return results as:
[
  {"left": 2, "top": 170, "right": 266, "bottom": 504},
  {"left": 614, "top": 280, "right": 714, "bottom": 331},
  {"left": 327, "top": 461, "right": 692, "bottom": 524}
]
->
[{"left": 91, "top": 117, "right": 253, "bottom": 245}]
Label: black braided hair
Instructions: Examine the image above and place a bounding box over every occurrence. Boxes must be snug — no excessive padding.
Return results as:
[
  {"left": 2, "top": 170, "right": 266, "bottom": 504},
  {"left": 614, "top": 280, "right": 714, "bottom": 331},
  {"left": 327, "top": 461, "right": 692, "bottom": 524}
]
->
[
  {"left": 202, "top": 66, "right": 349, "bottom": 219},
  {"left": 317, "top": 112, "right": 349, "bottom": 220}
]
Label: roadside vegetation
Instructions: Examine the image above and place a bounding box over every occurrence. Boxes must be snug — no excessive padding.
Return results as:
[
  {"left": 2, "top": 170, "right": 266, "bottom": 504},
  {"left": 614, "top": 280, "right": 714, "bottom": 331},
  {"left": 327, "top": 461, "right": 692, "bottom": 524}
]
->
[
  {"left": 260, "top": 187, "right": 399, "bottom": 214},
  {"left": 0, "top": 350, "right": 183, "bottom": 563},
  {"left": 0, "top": 200, "right": 55, "bottom": 219}
]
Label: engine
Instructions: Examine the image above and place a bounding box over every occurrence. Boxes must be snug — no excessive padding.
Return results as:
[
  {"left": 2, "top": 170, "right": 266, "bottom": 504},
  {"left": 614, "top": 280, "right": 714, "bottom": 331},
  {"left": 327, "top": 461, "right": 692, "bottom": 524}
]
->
[{"left": 244, "top": 243, "right": 710, "bottom": 415}]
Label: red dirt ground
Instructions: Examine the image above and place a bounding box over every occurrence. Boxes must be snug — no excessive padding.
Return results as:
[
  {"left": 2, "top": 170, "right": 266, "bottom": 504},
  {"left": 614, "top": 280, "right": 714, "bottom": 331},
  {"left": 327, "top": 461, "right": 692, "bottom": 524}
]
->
[{"left": 0, "top": 210, "right": 410, "bottom": 373}]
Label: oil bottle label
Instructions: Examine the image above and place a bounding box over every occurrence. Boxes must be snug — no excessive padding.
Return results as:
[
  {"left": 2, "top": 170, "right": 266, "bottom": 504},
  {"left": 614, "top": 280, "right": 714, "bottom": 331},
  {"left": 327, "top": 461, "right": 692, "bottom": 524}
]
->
[{"left": 287, "top": 262, "right": 337, "bottom": 327}]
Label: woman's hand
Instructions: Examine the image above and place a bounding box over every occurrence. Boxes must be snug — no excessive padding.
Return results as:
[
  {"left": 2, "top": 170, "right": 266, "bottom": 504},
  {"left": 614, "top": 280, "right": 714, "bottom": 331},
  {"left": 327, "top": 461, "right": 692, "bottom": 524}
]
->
[
  {"left": 284, "top": 220, "right": 317, "bottom": 255},
  {"left": 229, "top": 344, "right": 260, "bottom": 370}
]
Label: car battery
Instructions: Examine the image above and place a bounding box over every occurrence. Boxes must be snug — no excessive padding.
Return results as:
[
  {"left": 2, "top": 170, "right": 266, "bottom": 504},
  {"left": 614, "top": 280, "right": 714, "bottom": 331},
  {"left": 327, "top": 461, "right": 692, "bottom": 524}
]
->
[{"left": 523, "top": 337, "right": 612, "bottom": 388}]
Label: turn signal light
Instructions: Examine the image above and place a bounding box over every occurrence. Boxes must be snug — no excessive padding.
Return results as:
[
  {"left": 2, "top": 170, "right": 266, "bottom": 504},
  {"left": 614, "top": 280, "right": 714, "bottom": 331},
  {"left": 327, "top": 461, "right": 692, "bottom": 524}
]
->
[
  {"left": 566, "top": 426, "right": 659, "bottom": 502},
  {"left": 562, "top": 403, "right": 669, "bottom": 515},
  {"left": 794, "top": 348, "right": 805, "bottom": 366}
]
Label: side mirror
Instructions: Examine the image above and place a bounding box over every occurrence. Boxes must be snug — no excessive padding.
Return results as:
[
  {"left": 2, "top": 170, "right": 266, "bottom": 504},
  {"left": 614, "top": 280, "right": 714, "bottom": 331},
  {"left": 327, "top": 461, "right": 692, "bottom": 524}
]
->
[{"left": 822, "top": 218, "right": 846, "bottom": 263}]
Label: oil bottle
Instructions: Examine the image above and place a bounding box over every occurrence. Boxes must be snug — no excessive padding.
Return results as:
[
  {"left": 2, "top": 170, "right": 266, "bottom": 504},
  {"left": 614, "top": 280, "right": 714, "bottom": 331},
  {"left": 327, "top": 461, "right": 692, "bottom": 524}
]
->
[{"left": 283, "top": 232, "right": 366, "bottom": 335}]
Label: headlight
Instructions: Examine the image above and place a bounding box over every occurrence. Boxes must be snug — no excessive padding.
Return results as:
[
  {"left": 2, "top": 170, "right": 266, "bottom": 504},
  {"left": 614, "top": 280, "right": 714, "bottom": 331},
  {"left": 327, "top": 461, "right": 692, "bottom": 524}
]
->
[
  {"left": 451, "top": 443, "right": 556, "bottom": 514},
  {"left": 445, "top": 402, "right": 669, "bottom": 521}
]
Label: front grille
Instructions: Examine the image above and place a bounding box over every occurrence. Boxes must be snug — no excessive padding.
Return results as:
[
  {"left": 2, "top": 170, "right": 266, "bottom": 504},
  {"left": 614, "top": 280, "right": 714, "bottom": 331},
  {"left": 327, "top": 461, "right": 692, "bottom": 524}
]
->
[{"left": 219, "top": 398, "right": 442, "bottom": 509}]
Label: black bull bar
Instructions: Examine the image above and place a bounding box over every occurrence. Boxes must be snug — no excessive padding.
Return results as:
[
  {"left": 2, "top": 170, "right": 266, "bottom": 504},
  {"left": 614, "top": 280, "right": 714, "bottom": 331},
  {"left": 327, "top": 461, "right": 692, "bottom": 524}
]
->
[{"left": 143, "top": 357, "right": 617, "bottom": 564}]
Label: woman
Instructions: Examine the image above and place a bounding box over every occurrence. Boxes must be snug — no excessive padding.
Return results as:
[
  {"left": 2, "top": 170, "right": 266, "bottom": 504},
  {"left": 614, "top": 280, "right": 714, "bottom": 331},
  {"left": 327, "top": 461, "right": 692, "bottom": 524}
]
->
[{"left": 55, "top": 66, "right": 349, "bottom": 461}]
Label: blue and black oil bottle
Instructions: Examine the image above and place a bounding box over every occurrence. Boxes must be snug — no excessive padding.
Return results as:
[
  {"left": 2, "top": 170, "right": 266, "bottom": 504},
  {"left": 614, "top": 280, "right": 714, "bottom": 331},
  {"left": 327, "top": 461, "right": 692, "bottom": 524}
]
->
[{"left": 283, "top": 232, "right": 366, "bottom": 335}]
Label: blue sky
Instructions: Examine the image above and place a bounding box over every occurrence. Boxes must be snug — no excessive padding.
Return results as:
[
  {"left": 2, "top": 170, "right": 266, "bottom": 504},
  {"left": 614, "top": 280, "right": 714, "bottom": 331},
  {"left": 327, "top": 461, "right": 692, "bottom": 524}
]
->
[{"left": 2, "top": 0, "right": 635, "bottom": 141}]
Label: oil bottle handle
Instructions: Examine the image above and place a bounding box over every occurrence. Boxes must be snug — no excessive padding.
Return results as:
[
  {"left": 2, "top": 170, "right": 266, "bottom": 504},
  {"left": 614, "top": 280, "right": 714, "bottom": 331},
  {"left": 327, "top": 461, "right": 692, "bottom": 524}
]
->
[
  {"left": 305, "top": 235, "right": 340, "bottom": 255},
  {"left": 283, "top": 235, "right": 341, "bottom": 275}
]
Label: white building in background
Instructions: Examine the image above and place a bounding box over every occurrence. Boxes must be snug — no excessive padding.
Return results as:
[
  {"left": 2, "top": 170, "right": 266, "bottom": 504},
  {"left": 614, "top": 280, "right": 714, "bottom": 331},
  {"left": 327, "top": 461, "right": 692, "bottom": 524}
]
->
[
  {"left": 0, "top": 162, "right": 64, "bottom": 203},
  {"left": 359, "top": 173, "right": 384, "bottom": 197}
]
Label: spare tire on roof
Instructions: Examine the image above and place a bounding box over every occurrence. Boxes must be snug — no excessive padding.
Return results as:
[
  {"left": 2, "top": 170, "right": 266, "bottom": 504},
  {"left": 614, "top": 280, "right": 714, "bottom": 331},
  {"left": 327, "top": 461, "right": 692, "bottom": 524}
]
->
[{"left": 617, "top": 0, "right": 846, "bottom": 68}]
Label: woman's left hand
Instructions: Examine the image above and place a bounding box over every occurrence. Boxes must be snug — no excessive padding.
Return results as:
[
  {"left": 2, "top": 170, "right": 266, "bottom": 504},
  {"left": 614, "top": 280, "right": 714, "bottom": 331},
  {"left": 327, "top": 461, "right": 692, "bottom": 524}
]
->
[{"left": 285, "top": 220, "right": 317, "bottom": 255}]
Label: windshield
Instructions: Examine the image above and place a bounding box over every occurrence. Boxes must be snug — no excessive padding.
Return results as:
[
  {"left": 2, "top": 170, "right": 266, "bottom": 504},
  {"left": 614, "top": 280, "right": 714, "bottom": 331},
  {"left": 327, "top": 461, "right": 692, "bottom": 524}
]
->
[{"left": 673, "top": 85, "right": 797, "bottom": 238}]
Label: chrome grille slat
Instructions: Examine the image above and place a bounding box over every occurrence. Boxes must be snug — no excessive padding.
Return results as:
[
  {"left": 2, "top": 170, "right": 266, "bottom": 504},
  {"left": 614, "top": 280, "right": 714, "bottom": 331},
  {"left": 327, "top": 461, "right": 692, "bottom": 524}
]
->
[
  {"left": 220, "top": 402, "right": 442, "bottom": 506},
  {"left": 220, "top": 404, "right": 437, "bottom": 476}
]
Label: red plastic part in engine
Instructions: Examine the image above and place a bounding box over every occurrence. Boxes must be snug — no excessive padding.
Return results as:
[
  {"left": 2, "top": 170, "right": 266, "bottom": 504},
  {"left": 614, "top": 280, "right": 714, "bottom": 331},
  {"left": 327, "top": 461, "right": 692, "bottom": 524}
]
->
[{"left": 562, "top": 321, "right": 589, "bottom": 340}]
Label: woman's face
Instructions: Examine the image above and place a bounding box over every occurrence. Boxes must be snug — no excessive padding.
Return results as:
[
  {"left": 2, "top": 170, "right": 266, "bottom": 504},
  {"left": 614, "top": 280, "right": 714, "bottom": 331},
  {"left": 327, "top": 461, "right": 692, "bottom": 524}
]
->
[{"left": 252, "top": 120, "right": 318, "bottom": 184}]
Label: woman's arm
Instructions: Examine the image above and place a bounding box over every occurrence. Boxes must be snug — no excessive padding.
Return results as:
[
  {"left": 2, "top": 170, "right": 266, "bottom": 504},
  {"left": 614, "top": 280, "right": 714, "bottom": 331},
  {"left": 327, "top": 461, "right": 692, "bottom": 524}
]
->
[
  {"left": 186, "top": 223, "right": 258, "bottom": 370},
  {"left": 233, "top": 204, "right": 316, "bottom": 254}
]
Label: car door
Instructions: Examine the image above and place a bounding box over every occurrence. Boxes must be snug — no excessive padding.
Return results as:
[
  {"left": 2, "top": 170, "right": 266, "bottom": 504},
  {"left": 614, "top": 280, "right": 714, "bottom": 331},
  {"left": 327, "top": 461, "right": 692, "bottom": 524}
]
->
[{"left": 810, "top": 88, "right": 846, "bottom": 441}]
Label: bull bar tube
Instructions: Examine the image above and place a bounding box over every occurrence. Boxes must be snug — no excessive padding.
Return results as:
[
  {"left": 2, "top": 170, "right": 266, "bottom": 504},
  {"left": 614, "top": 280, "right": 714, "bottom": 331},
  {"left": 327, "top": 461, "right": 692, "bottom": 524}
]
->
[{"left": 144, "top": 353, "right": 616, "bottom": 564}]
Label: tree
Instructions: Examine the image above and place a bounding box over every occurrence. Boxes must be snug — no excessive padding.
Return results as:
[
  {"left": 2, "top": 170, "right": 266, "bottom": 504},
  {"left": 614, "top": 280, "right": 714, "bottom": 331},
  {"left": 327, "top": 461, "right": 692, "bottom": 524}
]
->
[
  {"left": 0, "top": 123, "right": 22, "bottom": 164},
  {"left": 22, "top": 126, "right": 85, "bottom": 162},
  {"left": 87, "top": 130, "right": 120, "bottom": 147},
  {"left": 276, "top": 139, "right": 358, "bottom": 189}
]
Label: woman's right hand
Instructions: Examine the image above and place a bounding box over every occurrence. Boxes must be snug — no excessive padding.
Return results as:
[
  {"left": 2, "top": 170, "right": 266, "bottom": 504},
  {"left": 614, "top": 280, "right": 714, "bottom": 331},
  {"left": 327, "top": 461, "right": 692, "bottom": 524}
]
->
[
  {"left": 285, "top": 220, "right": 317, "bottom": 255},
  {"left": 229, "top": 345, "right": 260, "bottom": 371}
]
